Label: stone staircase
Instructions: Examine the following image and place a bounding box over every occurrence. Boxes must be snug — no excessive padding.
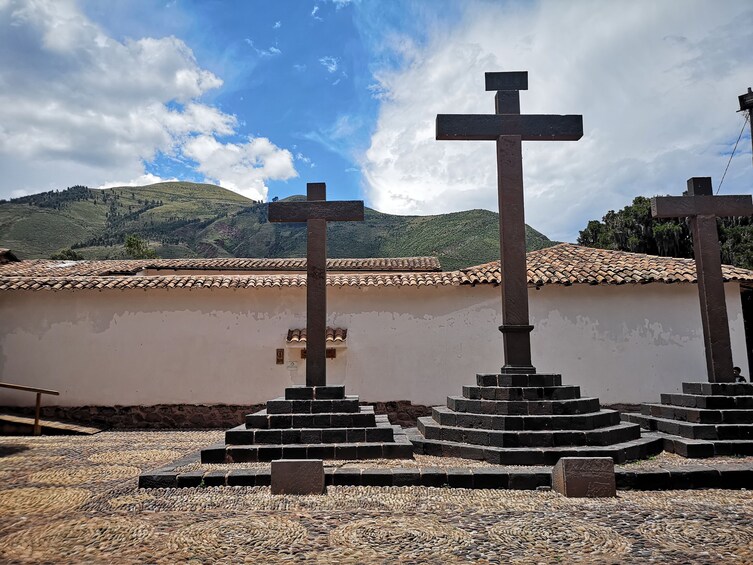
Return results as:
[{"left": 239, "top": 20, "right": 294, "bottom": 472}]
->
[
  {"left": 409, "top": 372, "right": 662, "bottom": 465},
  {"left": 623, "top": 381, "right": 753, "bottom": 457},
  {"left": 201, "top": 385, "right": 413, "bottom": 463}
]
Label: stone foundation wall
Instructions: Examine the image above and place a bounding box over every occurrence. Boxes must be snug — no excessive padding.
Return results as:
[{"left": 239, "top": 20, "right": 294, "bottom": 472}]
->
[{"left": 0, "top": 400, "right": 432, "bottom": 429}]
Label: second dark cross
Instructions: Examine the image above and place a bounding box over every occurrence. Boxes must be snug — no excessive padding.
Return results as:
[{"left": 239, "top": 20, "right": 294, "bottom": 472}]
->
[
  {"left": 436, "top": 71, "right": 583, "bottom": 373},
  {"left": 268, "top": 183, "right": 364, "bottom": 386}
]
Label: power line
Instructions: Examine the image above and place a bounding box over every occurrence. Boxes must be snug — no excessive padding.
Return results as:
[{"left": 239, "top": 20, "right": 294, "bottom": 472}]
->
[{"left": 717, "top": 112, "right": 750, "bottom": 194}]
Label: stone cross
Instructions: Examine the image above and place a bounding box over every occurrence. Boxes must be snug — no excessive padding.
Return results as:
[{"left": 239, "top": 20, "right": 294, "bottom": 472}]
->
[
  {"left": 268, "top": 183, "right": 364, "bottom": 386},
  {"left": 652, "top": 178, "right": 753, "bottom": 383},
  {"left": 436, "top": 71, "right": 583, "bottom": 373}
]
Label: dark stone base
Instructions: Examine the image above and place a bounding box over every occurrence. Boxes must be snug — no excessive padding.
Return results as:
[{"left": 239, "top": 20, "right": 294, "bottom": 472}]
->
[
  {"left": 411, "top": 371, "right": 659, "bottom": 465},
  {"left": 627, "top": 381, "right": 753, "bottom": 457},
  {"left": 0, "top": 400, "right": 432, "bottom": 429},
  {"left": 199, "top": 386, "right": 416, "bottom": 463},
  {"left": 139, "top": 448, "right": 753, "bottom": 491}
]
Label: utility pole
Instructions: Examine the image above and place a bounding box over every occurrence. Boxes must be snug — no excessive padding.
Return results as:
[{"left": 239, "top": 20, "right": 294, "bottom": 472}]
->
[{"left": 739, "top": 87, "right": 753, "bottom": 167}]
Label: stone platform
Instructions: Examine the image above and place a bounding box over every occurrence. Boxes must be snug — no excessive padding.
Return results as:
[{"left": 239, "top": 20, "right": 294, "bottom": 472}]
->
[
  {"left": 200, "top": 385, "right": 413, "bottom": 463},
  {"left": 623, "top": 381, "right": 753, "bottom": 458},
  {"left": 409, "top": 372, "right": 662, "bottom": 465}
]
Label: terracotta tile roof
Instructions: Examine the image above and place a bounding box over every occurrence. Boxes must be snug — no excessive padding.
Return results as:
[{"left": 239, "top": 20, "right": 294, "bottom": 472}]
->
[
  {"left": 0, "top": 271, "right": 462, "bottom": 291},
  {"left": 460, "top": 243, "right": 753, "bottom": 286},
  {"left": 1, "top": 243, "right": 752, "bottom": 292},
  {"left": 287, "top": 328, "right": 347, "bottom": 344},
  {"left": 0, "top": 256, "right": 441, "bottom": 277}
]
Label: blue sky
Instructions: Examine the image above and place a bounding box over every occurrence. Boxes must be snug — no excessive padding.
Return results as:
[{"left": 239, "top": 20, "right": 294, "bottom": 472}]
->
[{"left": 0, "top": 0, "right": 751, "bottom": 241}]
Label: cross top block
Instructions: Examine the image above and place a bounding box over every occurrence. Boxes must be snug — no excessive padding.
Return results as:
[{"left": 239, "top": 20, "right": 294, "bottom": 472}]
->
[
  {"left": 485, "top": 71, "right": 528, "bottom": 92},
  {"left": 685, "top": 177, "right": 713, "bottom": 196}
]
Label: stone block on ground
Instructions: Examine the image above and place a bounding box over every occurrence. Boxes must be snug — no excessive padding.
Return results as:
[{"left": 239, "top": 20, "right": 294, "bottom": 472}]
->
[
  {"left": 551, "top": 457, "right": 616, "bottom": 498},
  {"left": 271, "top": 459, "right": 326, "bottom": 495}
]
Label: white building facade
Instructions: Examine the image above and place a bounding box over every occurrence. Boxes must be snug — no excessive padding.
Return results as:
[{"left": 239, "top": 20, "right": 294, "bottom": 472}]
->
[{"left": 1, "top": 244, "right": 751, "bottom": 408}]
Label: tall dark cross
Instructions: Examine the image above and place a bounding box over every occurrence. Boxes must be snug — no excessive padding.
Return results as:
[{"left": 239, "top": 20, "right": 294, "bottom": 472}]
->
[
  {"left": 436, "top": 71, "right": 583, "bottom": 373},
  {"left": 268, "top": 183, "right": 364, "bottom": 386},
  {"left": 652, "top": 178, "right": 753, "bottom": 383}
]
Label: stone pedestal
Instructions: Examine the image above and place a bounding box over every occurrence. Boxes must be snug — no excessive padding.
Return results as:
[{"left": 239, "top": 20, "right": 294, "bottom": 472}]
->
[
  {"left": 201, "top": 385, "right": 414, "bottom": 463},
  {"left": 409, "top": 372, "right": 662, "bottom": 465},
  {"left": 624, "top": 381, "right": 753, "bottom": 457},
  {"left": 271, "top": 459, "right": 325, "bottom": 495},
  {"left": 552, "top": 457, "right": 616, "bottom": 497}
]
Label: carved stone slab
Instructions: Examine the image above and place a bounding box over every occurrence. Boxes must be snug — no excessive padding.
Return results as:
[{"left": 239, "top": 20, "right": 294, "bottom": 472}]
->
[
  {"left": 271, "top": 459, "right": 325, "bottom": 495},
  {"left": 551, "top": 457, "right": 616, "bottom": 498}
]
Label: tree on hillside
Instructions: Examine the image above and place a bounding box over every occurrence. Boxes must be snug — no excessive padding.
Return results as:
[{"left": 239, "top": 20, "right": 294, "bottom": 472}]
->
[
  {"left": 577, "top": 196, "right": 753, "bottom": 269},
  {"left": 50, "top": 248, "right": 83, "bottom": 260},
  {"left": 124, "top": 234, "right": 158, "bottom": 259}
]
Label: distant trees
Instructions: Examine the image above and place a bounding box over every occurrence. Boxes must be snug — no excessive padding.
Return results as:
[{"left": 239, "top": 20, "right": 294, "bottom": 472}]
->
[
  {"left": 124, "top": 234, "right": 158, "bottom": 259},
  {"left": 577, "top": 196, "right": 753, "bottom": 269},
  {"left": 50, "top": 248, "right": 83, "bottom": 260}
]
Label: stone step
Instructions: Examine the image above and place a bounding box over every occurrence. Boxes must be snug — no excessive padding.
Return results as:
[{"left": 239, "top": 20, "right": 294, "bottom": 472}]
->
[
  {"left": 285, "top": 385, "right": 346, "bottom": 400},
  {"left": 432, "top": 406, "right": 620, "bottom": 431},
  {"left": 266, "top": 396, "right": 360, "bottom": 414},
  {"left": 447, "top": 396, "right": 600, "bottom": 416},
  {"left": 682, "top": 382, "right": 753, "bottom": 396},
  {"left": 408, "top": 429, "right": 662, "bottom": 465},
  {"left": 462, "top": 385, "right": 581, "bottom": 401},
  {"left": 476, "top": 373, "right": 562, "bottom": 388},
  {"left": 627, "top": 413, "right": 753, "bottom": 440},
  {"left": 245, "top": 409, "right": 377, "bottom": 429},
  {"left": 622, "top": 418, "right": 753, "bottom": 458},
  {"left": 417, "top": 417, "right": 641, "bottom": 448},
  {"left": 642, "top": 403, "right": 753, "bottom": 424},
  {"left": 225, "top": 423, "right": 394, "bottom": 445},
  {"left": 201, "top": 440, "right": 414, "bottom": 463},
  {"left": 660, "top": 393, "right": 753, "bottom": 410}
]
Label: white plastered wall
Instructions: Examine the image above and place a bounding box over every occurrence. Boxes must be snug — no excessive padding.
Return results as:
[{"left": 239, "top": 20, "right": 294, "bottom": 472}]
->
[{"left": 0, "top": 281, "right": 748, "bottom": 407}]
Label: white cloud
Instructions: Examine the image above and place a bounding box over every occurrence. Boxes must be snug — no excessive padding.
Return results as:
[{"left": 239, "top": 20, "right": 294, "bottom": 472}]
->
[
  {"left": 98, "top": 173, "right": 179, "bottom": 189},
  {"left": 273, "top": 21, "right": 281, "bottom": 29},
  {"left": 183, "top": 135, "right": 297, "bottom": 200},
  {"left": 362, "top": 0, "right": 753, "bottom": 242},
  {"left": 311, "top": 6, "right": 322, "bottom": 21},
  {"left": 0, "top": 0, "right": 296, "bottom": 200},
  {"left": 319, "top": 56, "right": 339, "bottom": 73},
  {"left": 244, "top": 38, "right": 282, "bottom": 57}
]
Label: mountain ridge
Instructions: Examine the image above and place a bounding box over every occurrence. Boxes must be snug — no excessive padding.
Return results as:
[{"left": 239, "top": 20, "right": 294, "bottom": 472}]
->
[{"left": 0, "top": 182, "right": 556, "bottom": 270}]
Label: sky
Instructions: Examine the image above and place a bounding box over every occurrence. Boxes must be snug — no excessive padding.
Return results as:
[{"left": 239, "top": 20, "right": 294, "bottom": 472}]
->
[{"left": 0, "top": 0, "right": 751, "bottom": 242}]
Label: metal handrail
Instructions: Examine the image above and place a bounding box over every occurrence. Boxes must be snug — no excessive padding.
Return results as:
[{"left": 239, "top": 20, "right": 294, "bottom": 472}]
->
[{"left": 0, "top": 382, "right": 60, "bottom": 435}]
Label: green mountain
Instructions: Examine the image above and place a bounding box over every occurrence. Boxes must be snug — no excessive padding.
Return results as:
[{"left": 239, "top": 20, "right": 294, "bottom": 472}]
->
[{"left": 0, "top": 182, "right": 556, "bottom": 270}]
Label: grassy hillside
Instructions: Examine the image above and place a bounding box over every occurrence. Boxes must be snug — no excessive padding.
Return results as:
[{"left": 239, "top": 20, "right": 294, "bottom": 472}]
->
[{"left": 0, "top": 182, "right": 556, "bottom": 269}]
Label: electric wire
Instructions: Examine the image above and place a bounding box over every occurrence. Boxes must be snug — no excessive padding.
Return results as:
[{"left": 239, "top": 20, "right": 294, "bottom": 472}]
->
[{"left": 717, "top": 113, "right": 750, "bottom": 194}]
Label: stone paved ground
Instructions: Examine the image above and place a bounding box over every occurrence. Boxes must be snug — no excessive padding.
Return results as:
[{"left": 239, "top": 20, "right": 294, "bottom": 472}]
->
[{"left": 1, "top": 430, "right": 753, "bottom": 564}]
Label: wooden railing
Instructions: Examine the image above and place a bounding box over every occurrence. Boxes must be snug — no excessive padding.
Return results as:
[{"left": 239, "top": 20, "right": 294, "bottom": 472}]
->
[{"left": 0, "top": 382, "right": 60, "bottom": 435}]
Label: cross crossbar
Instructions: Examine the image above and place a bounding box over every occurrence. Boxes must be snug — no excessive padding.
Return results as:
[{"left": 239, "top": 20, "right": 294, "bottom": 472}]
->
[
  {"left": 651, "top": 195, "right": 753, "bottom": 219},
  {"left": 267, "top": 201, "right": 365, "bottom": 223},
  {"left": 436, "top": 114, "right": 583, "bottom": 141}
]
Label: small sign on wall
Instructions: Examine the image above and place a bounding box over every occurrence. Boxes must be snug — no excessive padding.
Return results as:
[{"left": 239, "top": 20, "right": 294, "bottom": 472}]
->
[{"left": 276, "top": 349, "right": 284, "bottom": 364}]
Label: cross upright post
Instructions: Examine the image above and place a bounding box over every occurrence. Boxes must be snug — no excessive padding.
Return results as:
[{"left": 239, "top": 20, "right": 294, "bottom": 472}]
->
[
  {"left": 436, "top": 71, "right": 583, "bottom": 373},
  {"left": 652, "top": 178, "right": 753, "bottom": 383},
  {"left": 268, "top": 183, "right": 364, "bottom": 386}
]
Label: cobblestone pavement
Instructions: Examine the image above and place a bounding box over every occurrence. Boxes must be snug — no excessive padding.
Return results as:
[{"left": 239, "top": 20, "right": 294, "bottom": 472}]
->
[{"left": 1, "top": 430, "right": 752, "bottom": 564}]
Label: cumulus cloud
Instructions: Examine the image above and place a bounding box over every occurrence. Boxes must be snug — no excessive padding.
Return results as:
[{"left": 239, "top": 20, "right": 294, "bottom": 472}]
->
[
  {"left": 0, "top": 0, "right": 296, "bottom": 201},
  {"left": 362, "top": 0, "right": 753, "bottom": 241},
  {"left": 183, "top": 135, "right": 297, "bottom": 200},
  {"left": 98, "top": 173, "right": 179, "bottom": 189}
]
